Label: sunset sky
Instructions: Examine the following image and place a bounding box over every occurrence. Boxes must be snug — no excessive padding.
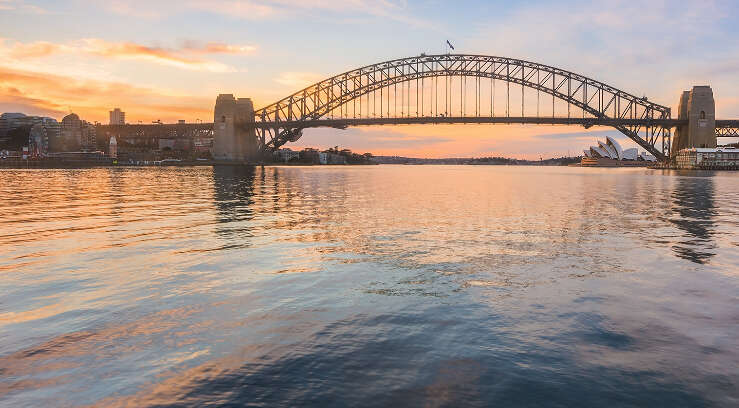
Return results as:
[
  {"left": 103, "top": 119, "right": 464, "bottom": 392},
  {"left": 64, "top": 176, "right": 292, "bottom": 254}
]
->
[{"left": 2, "top": 0, "right": 738, "bottom": 158}]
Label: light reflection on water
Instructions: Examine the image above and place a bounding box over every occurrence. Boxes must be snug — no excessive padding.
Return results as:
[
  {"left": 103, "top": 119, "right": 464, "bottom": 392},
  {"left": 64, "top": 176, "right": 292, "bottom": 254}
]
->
[{"left": 0, "top": 166, "right": 737, "bottom": 407}]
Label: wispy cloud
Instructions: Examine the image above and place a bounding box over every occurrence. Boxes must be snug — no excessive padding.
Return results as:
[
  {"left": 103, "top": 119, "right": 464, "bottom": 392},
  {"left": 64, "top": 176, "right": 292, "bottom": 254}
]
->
[
  {"left": 466, "top": 0, "right": 738, "bottom": 111},
  {"left": 0, "top": 38, "right": 256, "bottom": 72},
  {"left": 0, "top": 40, "right": 61, "bottom": 58},
  {"left": 274, "top": 72, "right": 325, "bottom": 88},
  {"left": 79, "top": 39, "right": 237, "bottom": 72},
  {"left": 180, "top": 41, "right": 257, "bottom": 55},
  {"left": 102, "top": 0, "right": 428, "bottom": 26}
]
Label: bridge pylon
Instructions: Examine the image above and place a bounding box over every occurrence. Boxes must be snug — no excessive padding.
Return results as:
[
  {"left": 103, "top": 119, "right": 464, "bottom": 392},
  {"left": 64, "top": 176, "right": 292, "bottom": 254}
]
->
[
  {"left": 671, "top": 86, "right": 716, "bottom": 157},
  {"left": 213, "top": 94, "right": 259, "bottom": 163}
]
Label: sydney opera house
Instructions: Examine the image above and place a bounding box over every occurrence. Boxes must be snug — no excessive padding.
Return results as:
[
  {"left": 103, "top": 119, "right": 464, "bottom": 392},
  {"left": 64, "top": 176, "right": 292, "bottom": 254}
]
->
[{"left": 581, "top": 136, "right": 656, "bottom": 166}]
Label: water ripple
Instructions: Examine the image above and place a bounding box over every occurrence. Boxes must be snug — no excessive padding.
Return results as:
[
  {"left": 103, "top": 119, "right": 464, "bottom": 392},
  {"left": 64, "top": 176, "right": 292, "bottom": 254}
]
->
[{"left": 0, "top": 166, "right": 737, "bottom": 407}]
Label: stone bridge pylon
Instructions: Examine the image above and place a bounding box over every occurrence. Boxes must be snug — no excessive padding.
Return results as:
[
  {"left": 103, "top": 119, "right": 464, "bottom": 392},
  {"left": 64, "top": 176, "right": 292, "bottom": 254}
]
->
[
  {"left": 671, "top": 86, "right": 716, "bottom": 156},
  {"left": 213, "top": 94, "right": 259, "bottom": 162}
]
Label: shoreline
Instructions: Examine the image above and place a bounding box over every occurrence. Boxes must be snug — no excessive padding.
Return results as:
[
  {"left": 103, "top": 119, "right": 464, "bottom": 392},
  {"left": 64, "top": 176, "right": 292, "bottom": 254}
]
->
[{"left": 4, "top": 160, "right": 736, "bottom": 170}]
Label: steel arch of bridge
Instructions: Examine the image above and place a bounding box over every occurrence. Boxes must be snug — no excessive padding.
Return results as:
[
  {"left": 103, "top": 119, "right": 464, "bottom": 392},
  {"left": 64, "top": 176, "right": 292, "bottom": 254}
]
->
[{"left": 254, "top": 54, "right": 672, "bottom": 159}]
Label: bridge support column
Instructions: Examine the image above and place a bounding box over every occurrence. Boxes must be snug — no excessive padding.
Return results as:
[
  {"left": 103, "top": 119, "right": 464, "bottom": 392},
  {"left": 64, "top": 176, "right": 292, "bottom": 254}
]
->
[
  {"left": 671, "top": 86, "right": 716, "bottom": 157},
  {"left": 213, "top": 94, "right": 258, "bottom": 163}
]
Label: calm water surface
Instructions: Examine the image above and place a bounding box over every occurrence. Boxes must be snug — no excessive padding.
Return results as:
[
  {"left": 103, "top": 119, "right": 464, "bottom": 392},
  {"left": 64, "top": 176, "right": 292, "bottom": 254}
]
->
[{"left": 0, "top": 165, "right": 737, "bottom": 407}]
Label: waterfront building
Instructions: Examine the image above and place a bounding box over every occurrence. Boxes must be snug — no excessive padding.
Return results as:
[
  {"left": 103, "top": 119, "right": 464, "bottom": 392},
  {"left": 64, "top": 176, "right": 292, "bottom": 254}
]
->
[
  {"left": 1, "top": 113, "right": 60, "bottom": 152},
  {"left": 674, "top": 147, "right": 739, "bottom": 169},
  {"left": 81, "top": 123, "right": 96, "bottom": 151},
  {"left": 274, "top": 148, "right": 300, "bottom": 162},
  {"left": 29, "top": 124, "right": 48, "bottom": 156},
  {"left": 298, "top": 148, "right": 323, "bottom": 164},
  {"left": 61, "top": 113, "right": 97, "bottom": 151},
  {"left": 325, "top": 152, "right": 347, "bottom": 164},
  {"left": 158, "top": 137, "right": 191, "bottom": 153},
  {"left": 42, "top": 118, "right": 61, "bottom": 151},
  {"left": 29, "top": 117, "right": 60, "bottom": 153},
  {"left": 193, "top": 137, "right": 214, "bottom": 153},
  {"left": 109, "top": 108, "right": 125, "bottom": 125},
  {"left": 61, "top": 113, "right": 82, "bottom": 150},
  {"left": 0, "top": 113, "right": 27, "bottom": 137},
  {"left": 159, "top": 138, "right": 177, "bottom": 151},
  {"left": 581, "top": 136, "right": 655, "bottom": 166}
]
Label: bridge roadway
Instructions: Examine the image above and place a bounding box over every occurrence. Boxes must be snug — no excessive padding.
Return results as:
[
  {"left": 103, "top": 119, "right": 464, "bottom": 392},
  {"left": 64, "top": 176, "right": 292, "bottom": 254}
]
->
[
  {"left": 257, "top": 116, "right": 683, "bottom": 129},
  {"left": 98, "top": 119, "right": 739, "bottom": 137},
  {"left": 256, "top": 117, "right": 739, "bottom": 135}
]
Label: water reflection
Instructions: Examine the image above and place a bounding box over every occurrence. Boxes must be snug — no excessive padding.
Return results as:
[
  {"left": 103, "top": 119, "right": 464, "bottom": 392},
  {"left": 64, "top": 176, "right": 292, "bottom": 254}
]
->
[
  {"left": 0, "top": 166, "right": 736, "bottom": 407},
  {"left": 212, "top": 165, "right": 257, "bottom": 222},
  {"left": 669, "top": 173, "right": 717, "bottom": 263}
]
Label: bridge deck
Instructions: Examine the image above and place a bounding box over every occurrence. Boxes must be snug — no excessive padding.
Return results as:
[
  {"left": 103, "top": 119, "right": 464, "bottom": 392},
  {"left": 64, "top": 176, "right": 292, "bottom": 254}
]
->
[
  {"left": 255, "top": 116, "right": 685, "bottom": 129},
  {"left": 97, "top": 118, "right": 739, "bottom": 137}
]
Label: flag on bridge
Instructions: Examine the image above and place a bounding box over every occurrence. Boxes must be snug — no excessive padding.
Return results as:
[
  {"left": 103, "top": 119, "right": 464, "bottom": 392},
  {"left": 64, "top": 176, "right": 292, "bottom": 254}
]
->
[{"left": 446, "top": 40, "right": 455, "bottom": 50}]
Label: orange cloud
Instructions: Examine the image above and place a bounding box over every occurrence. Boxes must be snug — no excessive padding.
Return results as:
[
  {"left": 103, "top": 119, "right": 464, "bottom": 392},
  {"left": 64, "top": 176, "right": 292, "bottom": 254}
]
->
[
  {"left": 0, "top": 38, "right": 256, "bottom": 72},
  {"left": 181, "top": 41, "right": 257, "bottom": 54},
  {"left": 0, "top": 66, "right": 212, "bottom": 123},
  {"left": 80, "top": 39, "right": 235, "bottom": 72},
  {"left": 0, "top": 40, "right": 61, "bottom": 58}
]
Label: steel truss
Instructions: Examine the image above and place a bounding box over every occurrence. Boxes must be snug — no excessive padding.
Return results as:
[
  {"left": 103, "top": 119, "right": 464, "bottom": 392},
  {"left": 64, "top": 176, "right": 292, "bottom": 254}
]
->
[
  {"left": 716, "top": 121, "right": 739, "bottom": 138},
  {"left": 254, "top": 54, "right": 673, "bottom": 160}
]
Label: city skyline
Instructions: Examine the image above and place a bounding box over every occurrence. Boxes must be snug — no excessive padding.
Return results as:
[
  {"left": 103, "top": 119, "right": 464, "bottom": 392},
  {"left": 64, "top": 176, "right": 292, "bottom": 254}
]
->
[{"left": 1, "top": 0, "right": 738, "bottom": 158}]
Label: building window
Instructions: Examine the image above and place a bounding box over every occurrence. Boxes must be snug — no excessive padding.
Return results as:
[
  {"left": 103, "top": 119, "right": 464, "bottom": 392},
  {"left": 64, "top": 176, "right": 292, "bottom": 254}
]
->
[{"left": 700, "top": 110, "right": 706, "bottom": 120}]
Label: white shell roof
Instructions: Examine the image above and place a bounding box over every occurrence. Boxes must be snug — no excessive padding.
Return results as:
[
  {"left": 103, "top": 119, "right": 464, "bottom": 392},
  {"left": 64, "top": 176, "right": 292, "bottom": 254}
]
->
[
  {"left": 591, "top": 145, "right": 609, "bottom": 158},
  {"left": 598, "top": 141, "right": 616, "bottom": 159},
  {"left": 605, "top": 136, "right": 624, "bottom": 160}
]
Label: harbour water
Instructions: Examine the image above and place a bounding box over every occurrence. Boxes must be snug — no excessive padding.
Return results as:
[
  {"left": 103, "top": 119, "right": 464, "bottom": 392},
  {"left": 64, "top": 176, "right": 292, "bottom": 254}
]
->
[{"left": 0, "top": 166, "right": 737, "bottom": 407}]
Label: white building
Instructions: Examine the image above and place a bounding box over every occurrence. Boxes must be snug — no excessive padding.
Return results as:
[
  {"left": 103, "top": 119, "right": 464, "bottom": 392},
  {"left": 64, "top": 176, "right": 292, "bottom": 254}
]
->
[
  {"left": 675, "top": 147, "right": 739, "bottom": 169},
  {"left": 584, "top": 137, "right": 636, "bottom": 160},
  {"left": 109, "top": 136, "right": 117, "bottom": 159},
  {"left": 582, "top": 136, "right": 657, "bottom": 164}
]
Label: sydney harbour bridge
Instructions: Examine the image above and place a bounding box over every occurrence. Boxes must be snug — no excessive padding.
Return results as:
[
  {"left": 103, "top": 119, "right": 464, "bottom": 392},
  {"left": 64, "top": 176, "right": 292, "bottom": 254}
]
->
[{"left": 104, "top": 54, "right": 739, "bottom": 162}]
